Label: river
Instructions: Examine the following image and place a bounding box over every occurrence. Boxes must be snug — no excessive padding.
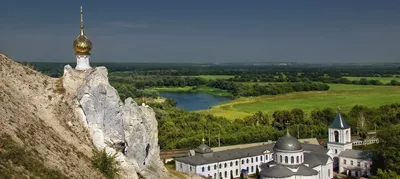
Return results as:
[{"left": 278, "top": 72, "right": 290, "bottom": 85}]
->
[{"left": 158, "top": 92, "right": 232, "bottom": 111}]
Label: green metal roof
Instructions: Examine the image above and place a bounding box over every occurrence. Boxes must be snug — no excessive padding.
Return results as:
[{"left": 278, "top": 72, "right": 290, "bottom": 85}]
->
[{"left": 329, "top": 109, "right": 350, "bottom": 129}]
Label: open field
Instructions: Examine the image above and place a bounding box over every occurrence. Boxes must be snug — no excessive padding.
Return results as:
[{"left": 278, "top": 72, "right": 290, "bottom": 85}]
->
[
  {"left": 344, "top": 76, "right": 400, "bottom": 84},
  {"left": 199, "top": 84, "right": 400, "bottom": 119},
  {"left": 151, "top": 86, "right": 232, "bottom": 96}
]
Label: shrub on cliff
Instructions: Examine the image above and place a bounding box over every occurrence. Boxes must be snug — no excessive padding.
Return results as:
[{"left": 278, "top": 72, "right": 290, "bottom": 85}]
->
[{"left": 91, "top": 149, "right": 120, "bottom": 179}]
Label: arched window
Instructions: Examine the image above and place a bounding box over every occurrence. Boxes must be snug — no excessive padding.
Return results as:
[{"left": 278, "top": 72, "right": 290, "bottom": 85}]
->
[
  {"left": 291, "top": 156, "right": 294, "bottom": 164},
  {"left": 260, "top": 156, "right": 262, "bottom": 161},
  {"left": 214, "top": 173, "right": 216, "bottom": 179},
  {"left": 256, "top": 157, "right": 258, "bottom": 162},
  {"left": 230, "top": 162, "right": 233, "bottom": 167},
  {"left": 224, "top": 171, "right": 227, "bottom": 178},
  {"left": 202, "top": 167, "right": 204, "bottom": 172},
  {"left": 251, "top": 158, "right": 253, "bottom": 163},
  {"left": 296, "top": 156, "right": 299, "bottom": 163},
  {"left": 285, "top": 156, "right": 288, "bottom": 163},
  {"left": 242, "top": 160, "right": 244, "bottom": 164},
  {"left": 246, "top": 159, "right": 249, "bottom": 163},
  {"left": 280, "top": 155, "right": 282, "bottom": 163},
  {"left": 224, "top": 163, "right": 227, "bottom": 168},
  {"left": 236, "top": 161, "right": 238, "bottom": 166},
  {"left": 214, "top": 165, "right": 217, "bottom": 169},
  {"left": 219, "top": 164, "right": 221, "bottom": 168},
  {"left": 236, "top": 169, "right": 238, "bottom": 175},
  {"left": 208, "top": 166, "right": 210, "bottom": 171},
  {"left": 346, "top": 131, "right": 349, "bottom": 143},
  {"left": 334, "top": 131, "right": 339, "bottom": 142},
  {"left": 251, "top": 166, "right": 254, "bottom": 172}
]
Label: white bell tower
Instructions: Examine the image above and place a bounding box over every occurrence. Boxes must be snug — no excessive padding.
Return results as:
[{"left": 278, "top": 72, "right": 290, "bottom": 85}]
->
[{"left": 327, "top": 108, "right": 352, "bottom": 169}]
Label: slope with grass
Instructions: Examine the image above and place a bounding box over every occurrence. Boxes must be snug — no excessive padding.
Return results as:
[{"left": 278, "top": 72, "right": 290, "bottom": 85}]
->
[{"left": 199, "top": 84, "right": 400, "bottom": 119}]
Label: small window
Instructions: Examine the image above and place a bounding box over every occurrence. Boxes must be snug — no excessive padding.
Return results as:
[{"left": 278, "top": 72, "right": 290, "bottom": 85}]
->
[
  {"left": 251, "top": 166, "right": 254, "bottom": 172},
  {"left": 230, "top": 162, "right": 233, "bottom": 167},
  {"left": 219, "top": 164, "right": 221, "bottom": 168},
  {"left": 224, "top": 163, "right": 227, "bottom": 168},
  {"left": 280, "top": 155, "right": 282, "bottom": 163},
  {"left": 285, "top": 156, "right": 288, "bottom": 163},
  {"left": 251, "top": 158, "right": 253, "bottom": 163},
  {"left": 335, "top": 149, "right": 338, "bottom": 154},
  {"left": 291, "top": 156, "right": 294, "bottom": 164},
  {"left": 256, "top": 157, "right": 258, "bottom": 162},
  {"left": 344, "top": 160, "right": 347, "bottom": 164},
  {"left": 357, "top": 162, "right": 360, "bottom": 167},
  {"left": 208, "top": 166, "right": 210, "bottom": 171},
  {"left": 214, "top": 164, "right": 217, "bottom": 169},
  {"left": 190, "top": 166, "right": 192, "bottom": 171},
  {"left": 224, "top": 171, "right": 227, "bottom": 178},
  {"left": 242, "top": 160, "right": 244, "bottom": 164},
  {"left": 202, "top": 167, "right": 204, "bottom": 172},
  {"left": 328, "top": 169, "right": 331, "bottom": 176},
  {"left": 351, "top": 160, "right": 354, "bottom": 166},
  {"left": 260, "top": 156, "right": 263, "bottom": 161},
  {"left": 236, "top": 169, "right": 238, "bottom": 175},
  {"left": 246, "top": 159, "right": 249, "bottom": 163},
  {"left": 266, "top": 155, "right": 268, "bottom": 160},
  {"left": 296, "top": 156, "right": 299, "bottom": 163},
  {"left": 180, "top": 163, "right": 182, "bottom": 169},
  {"left": 214, "top": 173, "right": 216, "bottom": 179},
  {"left": 236, "top": 161, "right": 238, "bottom": 166}
]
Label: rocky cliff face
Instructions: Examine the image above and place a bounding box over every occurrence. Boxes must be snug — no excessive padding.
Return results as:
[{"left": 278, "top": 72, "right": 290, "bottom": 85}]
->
[
  {"left": 63, "top": 65, "right": 171, "bottom": 179},
  {"left": 0, "top": 53, "right": 182, "bottom": 179}
]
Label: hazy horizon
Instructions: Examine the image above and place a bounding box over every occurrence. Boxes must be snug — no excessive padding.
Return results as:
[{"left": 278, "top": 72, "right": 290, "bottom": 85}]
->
[{"left": 1, "top": 0, "right": 400, "bottom": 63}]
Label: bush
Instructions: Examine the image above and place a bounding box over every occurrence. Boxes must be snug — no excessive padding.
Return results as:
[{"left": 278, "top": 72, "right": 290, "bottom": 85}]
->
[{"left": 91, "top": 149, "right": 120, "bottom": 179}]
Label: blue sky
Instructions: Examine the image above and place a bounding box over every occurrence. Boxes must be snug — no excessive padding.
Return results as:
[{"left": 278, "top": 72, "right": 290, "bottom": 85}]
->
[{"left": 1, "top": 0, "right": 400, "bottom": 63}]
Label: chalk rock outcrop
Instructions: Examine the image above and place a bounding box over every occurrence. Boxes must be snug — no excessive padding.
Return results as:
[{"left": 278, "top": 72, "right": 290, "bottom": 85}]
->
[{"left": 63, "top": 65, "right": 170, "bottom": 179}]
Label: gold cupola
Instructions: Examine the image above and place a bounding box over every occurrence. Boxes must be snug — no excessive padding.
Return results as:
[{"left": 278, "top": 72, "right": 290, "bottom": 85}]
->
[{"left": 73, "top": 6, "right": 92, "bottom": 55}]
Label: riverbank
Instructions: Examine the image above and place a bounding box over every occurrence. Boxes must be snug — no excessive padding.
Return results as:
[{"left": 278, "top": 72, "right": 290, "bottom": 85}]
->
[{"left": 151, "top": 86, "right": 232, "bottom": 97}]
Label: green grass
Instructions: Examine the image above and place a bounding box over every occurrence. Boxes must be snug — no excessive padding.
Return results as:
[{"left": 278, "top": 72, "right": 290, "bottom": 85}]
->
[
  {"left": 199, "top": 84, "right": 400, "bottom": 120},
  {"left": 344, "top": 76, "right": 400, "bottom": 84},
  {"left": 152, "top": 86, "right": 232, "bottom": 96}
]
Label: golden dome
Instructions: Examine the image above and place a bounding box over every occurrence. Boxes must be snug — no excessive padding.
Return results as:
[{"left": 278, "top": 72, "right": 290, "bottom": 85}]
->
[
  {"left": 73, "top": 6, "right": 92, "bottom": 55},
  {"left": 73, "top": 35, "right": 92, "bottom": 55}
]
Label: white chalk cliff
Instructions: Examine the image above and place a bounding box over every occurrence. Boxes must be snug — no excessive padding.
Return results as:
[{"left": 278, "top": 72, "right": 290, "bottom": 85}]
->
[{"left": 63, "top": 65, "right": 171, "bottom": 179}]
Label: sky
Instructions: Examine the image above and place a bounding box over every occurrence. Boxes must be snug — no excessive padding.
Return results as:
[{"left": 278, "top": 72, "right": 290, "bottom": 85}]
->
[{"left": 1, "top": 0, "right": 400, "bottom": 63}]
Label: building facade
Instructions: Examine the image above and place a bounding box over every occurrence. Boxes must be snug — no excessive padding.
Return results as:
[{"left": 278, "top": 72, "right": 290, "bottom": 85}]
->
[
  {"left": 327, "top": 109, "right": 373, "bottom": 178},
  {"left": 175, "top": 132, "right": 333, "bottom": 179},
  {"left": 175, "top": 143, "right": 274, "bottom": 178}
]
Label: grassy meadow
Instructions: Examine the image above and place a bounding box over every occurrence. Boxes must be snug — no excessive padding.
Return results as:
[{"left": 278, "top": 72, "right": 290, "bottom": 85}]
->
[{"left": 199, "top": 84, "right": 400, "bottom": 119}]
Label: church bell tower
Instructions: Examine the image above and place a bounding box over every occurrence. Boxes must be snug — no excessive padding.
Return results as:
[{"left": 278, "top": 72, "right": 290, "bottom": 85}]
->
[
  {"left": 327, "top": 108, "right": 352, "bottom": 169},
  {"left": 73, "top": 6, "right": 92, "bottom": 70}
]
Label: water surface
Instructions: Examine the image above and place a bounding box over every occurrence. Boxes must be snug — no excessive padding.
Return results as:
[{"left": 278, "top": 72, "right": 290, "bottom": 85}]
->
[{"left": 159, "top": 92, "right": 232, "bottom": 111}]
